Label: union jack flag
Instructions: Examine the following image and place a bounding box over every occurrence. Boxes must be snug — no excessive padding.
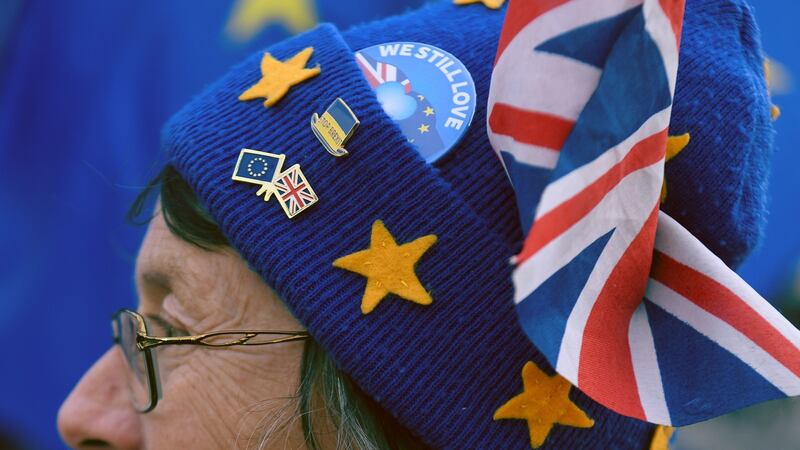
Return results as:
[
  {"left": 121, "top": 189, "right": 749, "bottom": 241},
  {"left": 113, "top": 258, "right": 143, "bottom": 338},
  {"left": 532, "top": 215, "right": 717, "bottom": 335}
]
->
[
  {"left": 355, "top": 51, "right": 413, "bottom": 93},
  {"left": 273, "top": 164, "right": 318, "bottom": 219},
  {"left": 488, "top": 0, "right": 800, "bottom": 426}
]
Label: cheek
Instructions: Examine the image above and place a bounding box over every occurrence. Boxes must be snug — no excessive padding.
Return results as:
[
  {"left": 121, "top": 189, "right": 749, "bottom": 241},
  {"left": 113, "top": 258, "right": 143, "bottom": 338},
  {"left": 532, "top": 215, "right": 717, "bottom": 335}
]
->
[{"left": 142, "top": 341, "right": 306, "bottom": 450}]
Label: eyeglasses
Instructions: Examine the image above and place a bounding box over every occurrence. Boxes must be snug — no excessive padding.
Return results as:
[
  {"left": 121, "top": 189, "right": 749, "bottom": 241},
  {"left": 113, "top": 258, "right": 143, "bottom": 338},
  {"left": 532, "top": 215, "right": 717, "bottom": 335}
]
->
[{"left": 111, "top": 308, "right": 309, "bottom": 413}]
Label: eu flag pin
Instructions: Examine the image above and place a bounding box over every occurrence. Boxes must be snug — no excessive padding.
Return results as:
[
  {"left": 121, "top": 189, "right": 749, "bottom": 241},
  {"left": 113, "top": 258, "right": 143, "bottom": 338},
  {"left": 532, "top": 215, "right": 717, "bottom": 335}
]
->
[
  {"left": 232, "top": 148, "right": 318, "bottom": 218},
  {"left": 311, "top": 98, "right": 360, "bottom": 157}
]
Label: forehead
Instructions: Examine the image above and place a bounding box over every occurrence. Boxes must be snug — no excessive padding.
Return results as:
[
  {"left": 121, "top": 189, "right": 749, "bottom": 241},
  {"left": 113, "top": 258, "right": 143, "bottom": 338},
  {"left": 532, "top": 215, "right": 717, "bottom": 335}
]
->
[
  {"left": 135, "top": 210, "right": 186, "bottom": 282},
  {"left": 134, "top": 209, "right": 236, "bottom": 289}
]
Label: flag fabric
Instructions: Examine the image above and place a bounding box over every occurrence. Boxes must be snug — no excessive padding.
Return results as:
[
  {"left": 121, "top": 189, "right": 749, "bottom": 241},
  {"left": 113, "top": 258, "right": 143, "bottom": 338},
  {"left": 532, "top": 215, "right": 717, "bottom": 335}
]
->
[
  {"left": 273, "top": 164, "right": 318, "bottom": 218},
  {"left": 487, "top": 0, "right": 800, "bottom": 426}
]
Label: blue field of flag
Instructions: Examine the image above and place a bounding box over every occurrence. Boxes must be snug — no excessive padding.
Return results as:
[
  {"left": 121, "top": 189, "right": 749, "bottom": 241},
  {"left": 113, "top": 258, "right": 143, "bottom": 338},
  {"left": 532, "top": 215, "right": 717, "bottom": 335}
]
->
[
  {"left": 232, "top": 149, "right": 284, "bottom": 185},
  {"left": 327, "top": 98, "right": 358, "bottom": 132}
]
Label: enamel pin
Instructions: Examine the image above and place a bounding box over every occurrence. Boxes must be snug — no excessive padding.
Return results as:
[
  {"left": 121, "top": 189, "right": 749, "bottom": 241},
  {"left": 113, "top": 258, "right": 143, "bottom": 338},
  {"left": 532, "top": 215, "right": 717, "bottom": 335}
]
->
[
  {"left": 232, "top": 149, "right": 318, "bottom": 218},
  {"left": 311, "top": 98, "right": 360, "bottom": 157},
  {"left": 355, "top": 42, "right": 476, "bottom": 163}
]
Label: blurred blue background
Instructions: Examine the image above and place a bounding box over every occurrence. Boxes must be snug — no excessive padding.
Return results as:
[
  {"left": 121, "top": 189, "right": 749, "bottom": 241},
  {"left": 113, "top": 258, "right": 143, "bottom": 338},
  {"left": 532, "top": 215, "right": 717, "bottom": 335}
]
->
[
  {"left": 0, "top": 1, "right": 796, "bottom": 449},
  {"left": 0, "top": 1, "right": 424, "bottom": 448}
]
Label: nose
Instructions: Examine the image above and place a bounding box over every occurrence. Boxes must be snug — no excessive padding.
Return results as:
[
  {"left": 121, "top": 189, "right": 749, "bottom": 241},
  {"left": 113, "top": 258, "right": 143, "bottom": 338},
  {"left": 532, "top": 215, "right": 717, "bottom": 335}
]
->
[{"left": 57, "top": 346, "right": 142, "bottom": 449}]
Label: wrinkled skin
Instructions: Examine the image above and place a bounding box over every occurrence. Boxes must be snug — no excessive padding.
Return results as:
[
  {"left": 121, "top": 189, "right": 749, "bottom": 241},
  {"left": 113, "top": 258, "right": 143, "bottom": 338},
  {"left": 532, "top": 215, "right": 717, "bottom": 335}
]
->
[{"left": 58, "top": 208, "right": 308, "bottom": 449}]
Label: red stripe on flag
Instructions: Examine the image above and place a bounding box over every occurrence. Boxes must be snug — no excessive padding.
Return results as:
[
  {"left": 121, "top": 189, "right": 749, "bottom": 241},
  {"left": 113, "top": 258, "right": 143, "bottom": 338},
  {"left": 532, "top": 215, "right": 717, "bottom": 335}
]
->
[
  {"left": 578, "top": 204, "right": 660, "bottom": 420},
  {"left": 495, "top": 0, "right": 571, "bottom": 64},
  {"left": 651, "top": 251, "right": 800, "bottom": 377},
  {"left": 489, "top": 103, "right": 574, "bottom": 150},
  {"left": 658, "top": 0, "right": 686, "bottom": 46},
  {"left": 517, "top": 129, "right": 668, "bottom": 264}
]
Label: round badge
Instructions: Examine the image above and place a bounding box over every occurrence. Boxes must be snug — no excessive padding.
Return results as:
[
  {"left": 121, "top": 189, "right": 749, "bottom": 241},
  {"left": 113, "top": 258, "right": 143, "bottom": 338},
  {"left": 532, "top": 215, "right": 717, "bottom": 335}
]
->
[{"left": 355, "top": 42, "right": 477, "bottom": 163}]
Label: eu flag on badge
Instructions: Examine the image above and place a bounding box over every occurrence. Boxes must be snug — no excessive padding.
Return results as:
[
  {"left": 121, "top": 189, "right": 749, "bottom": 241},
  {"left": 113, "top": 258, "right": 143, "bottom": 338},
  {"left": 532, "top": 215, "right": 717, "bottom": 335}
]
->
[
  {"left": 311, "top": 98, "right": 359, "bottom": 157},
  {"left": 232, "top": 149, "right": 286, "bottom": 200},
  {"left": 232, "top": 149, "right": 285, "bottom": 185}
]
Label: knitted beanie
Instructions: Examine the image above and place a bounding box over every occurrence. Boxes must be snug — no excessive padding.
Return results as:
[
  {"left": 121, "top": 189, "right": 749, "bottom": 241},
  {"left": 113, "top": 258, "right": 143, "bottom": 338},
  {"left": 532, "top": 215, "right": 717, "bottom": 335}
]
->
[{"left": 162, "top": 0, "right": 772, "bottom": 448}]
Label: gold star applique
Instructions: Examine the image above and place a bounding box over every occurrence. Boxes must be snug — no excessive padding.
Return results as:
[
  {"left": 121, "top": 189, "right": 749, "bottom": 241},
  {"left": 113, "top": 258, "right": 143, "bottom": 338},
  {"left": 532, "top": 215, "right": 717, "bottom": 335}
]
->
[
  {"left": 225, "top": 0, "right": 317, "bottom": 42},
  {"left": 649, "top": 425, "right": 675, "bottom": 450},
  {"left": 453, "top": 0, "right": 506, "bottom": 9},
  {"left": 418, "top": 124, "right": 430, "bottom": 134},
  {"left": 494, "top": 362, "right": 594, "bottom": 448},
  {"left": 239, "top": 47, "right": 321, "bottom": 108},
  {"left": 423, "top": 106, "right": 435, "bottom": 116},
  {"left": 660, "top": 133, "right": 691, "bottom": 203},
  {"left": 332, "top": 220, "right": 437, "bottom": 314}
]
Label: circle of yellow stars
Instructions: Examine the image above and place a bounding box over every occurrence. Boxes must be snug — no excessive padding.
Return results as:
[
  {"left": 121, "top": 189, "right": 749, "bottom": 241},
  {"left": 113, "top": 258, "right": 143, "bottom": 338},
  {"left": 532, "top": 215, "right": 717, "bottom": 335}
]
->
[
  {"left": 225, "top": 0, "right": 317, "bottom": 42},
  {"left": 494, "top": 361, "right": 594, "bottom": 448},
  {"left": 239, "top": 47, "right": 321, "bottom": 108},
  {"left": 332, "top": 220, "right": 437, "bottom": 314},
  {"left": 246, "top": 156, "right": 269, "bottom": 177}
]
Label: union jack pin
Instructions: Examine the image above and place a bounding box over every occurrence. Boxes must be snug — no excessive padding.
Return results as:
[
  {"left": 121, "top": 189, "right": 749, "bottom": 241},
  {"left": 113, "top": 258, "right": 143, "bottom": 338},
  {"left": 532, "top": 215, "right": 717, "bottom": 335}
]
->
[{"left": 231, "top": 148, "right": 318, "bottom": 218}]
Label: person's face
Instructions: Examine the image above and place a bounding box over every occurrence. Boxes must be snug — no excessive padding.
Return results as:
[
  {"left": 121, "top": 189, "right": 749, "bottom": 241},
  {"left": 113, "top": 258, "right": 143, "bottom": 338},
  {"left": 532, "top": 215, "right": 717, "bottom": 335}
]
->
[{"left": 58, "top": 208, "right": 307, "bottom": 449}]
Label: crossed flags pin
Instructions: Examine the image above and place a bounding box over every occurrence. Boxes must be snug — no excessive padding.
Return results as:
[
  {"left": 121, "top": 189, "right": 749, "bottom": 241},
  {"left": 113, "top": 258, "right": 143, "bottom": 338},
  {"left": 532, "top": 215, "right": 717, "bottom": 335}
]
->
[{"left": 231, "top": 149, "right": 318, "bottom": 218}]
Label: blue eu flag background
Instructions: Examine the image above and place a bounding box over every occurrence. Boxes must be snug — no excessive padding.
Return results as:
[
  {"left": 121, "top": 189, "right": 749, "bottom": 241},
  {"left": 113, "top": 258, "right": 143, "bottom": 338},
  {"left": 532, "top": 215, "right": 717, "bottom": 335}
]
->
[
  {"left": 0, "top": 0, "right": 424, "bottom": 448},
  {"left": 233, "top": 150, "right": 283, "bottom": 185}
]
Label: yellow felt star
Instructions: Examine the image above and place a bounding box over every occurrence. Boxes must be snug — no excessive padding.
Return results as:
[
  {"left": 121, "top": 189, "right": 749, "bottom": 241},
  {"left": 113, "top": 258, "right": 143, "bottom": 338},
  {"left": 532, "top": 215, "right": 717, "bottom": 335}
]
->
[
  {"left": 423, "top": 106, "right": 435, "bottom": 116},
  {"left": 660, "top": 133, "right": 691, "bottom": 203},
  {"left": 225, "top": 0, "right": 317, "bottom": 42},
  {"left": 453, "top": 0, "right": 506, "bottom": 9},
  {"left": 649, "top": 425, "right": 675, "bottom": 450},
  {"left": 332, "top": 220, "right": 437, "bottom": 314},
  {"left": 239, "top": 47, "right": 321, "bottom": 107},
  {"left": 494, "top": 362, "right": 594, "bottom": 448},
  {"left": 418, "top": 124, "right": 430, "bottom": 133}
]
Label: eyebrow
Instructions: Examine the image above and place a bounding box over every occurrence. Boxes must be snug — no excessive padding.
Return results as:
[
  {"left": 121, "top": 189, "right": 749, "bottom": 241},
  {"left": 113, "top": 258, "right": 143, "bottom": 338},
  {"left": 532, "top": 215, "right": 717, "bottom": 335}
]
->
[{"left": 139, "top": 270, "right": 172, "bottom": 291}]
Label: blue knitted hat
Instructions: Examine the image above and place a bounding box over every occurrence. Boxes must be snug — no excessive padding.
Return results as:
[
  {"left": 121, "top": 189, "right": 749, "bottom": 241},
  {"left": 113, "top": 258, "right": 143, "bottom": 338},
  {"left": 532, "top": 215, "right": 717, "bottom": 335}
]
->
[{"left": 162, "top": 0, "right": 772, "bottom": 448}]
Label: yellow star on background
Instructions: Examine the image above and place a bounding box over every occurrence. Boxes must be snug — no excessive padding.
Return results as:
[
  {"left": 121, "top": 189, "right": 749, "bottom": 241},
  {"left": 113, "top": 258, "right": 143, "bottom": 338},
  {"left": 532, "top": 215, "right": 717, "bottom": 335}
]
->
[
  {"left": 418, "top": 124, "right": 430, "bottom": 133},
  {"left": 453, "top": 0, "right": 506, "bottom": 10},
  {"left": 660, "top": 133, "right": 691, "bottom": 203},
  {"left": 649, "top": 425, "right": 675, "bottom": 450},
  {"left": 225, "top": 0, "right": 317, "bottom": 42},
  {"left": 332, "top": 220, "right": 437, "bottom": 314},
  {"left": 239, "top": 47, "right": 321, "bottom": 107},
  {"left": 494, "top": 361, "right": 594, "bottom": 448},
  {"left": 763, "top": 58, "right": 786, "bottom": 121},
  {"left": 423, "top": 106, "right": 435, "bottom": 116}
]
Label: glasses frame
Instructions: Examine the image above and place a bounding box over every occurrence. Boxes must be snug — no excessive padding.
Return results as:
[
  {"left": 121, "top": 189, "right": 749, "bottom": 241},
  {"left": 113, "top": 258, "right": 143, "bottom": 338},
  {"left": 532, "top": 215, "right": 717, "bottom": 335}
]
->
[{"left": 111, "top": 308, "right": 309, "bottom": 413}]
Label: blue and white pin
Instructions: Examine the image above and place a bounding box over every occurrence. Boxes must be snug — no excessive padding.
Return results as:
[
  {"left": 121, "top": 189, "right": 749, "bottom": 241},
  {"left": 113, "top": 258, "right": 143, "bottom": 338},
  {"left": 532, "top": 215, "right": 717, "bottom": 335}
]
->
[
  {"left": 232, "top": 149, "right": 318, "bottom": 218},
  {"left": 355, "top": 42, "right": 476, "bottom": 162}
]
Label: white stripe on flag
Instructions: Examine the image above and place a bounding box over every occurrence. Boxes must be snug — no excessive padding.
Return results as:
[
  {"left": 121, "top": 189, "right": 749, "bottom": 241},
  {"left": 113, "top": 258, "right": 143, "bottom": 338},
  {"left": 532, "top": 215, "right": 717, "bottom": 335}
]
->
[
  {"left": 385, "top": 64, "right": 397, "bottom": 82},
  {"left": 489, "top": 52, "right": 601, "bottom": 122},
  {"left": 535, "top": 108, "right": 671, "bottom": 217},
  {"left": 515, "top": 162, "right": 662, "bottom": 303},
  {"left": 495, "top": 137, "right": 560, "bottom": 170},
  {"left": 654, "top": 213, "right": 800, "bottom": 350},
  {"left": 629, "top": 303, "right": 672, "bottom": 424},
  {"left": 515, "top": 165, "right": 661, "bottom": 382},
  {"left": 643, "top": 0, "right": 681, "bottom": 95},
  {"left": 647, "top": 280, "right": 800, "bottom": 396}
]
